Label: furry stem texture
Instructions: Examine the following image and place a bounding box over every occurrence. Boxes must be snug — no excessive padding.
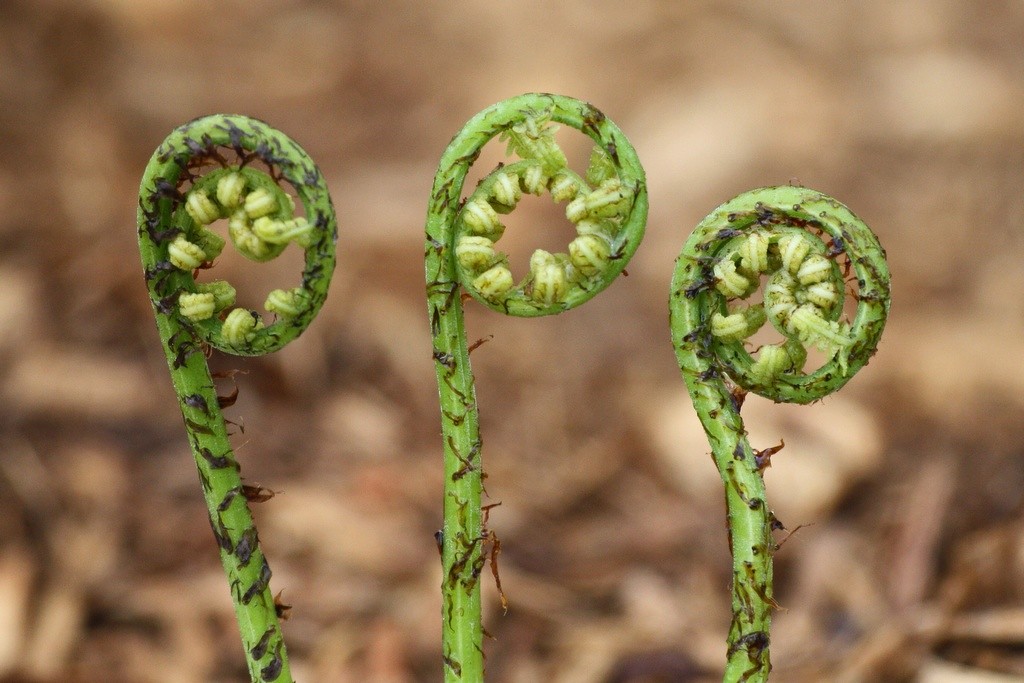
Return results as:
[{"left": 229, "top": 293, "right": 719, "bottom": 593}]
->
[
  {"left": 670, "top": 186, "right": 889, "bottom": 682},
  {"left": 425, "top": 93, "right": 647, "bottom": 681},
  {"left": 138, "top": 115, "right": 337, "bottom": 682}
]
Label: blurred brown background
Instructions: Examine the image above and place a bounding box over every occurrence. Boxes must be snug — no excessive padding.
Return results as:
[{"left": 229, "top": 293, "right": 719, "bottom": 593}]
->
[{"left": 2, "top": 1, "right": 1023, "bottom": 682}]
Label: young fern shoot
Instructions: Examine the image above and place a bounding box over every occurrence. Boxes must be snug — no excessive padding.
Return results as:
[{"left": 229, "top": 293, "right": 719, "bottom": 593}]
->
[
  {"left": 137, "top": 115, "right": 337, "bottom": 683},
  {"left": 669, "top": 186, "right": 890, "bottom": 682},
  {"left": 425, "top": 93, "right": 647, "bottom": 681}
]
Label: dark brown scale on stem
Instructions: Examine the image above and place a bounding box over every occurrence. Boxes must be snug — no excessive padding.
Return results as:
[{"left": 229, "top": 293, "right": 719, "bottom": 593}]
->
[
  {"left": 234, "top": 527, "right": 259, "bottom": 568},
  {"left": 605, "top": 139, "right": 620, "bottom": 166},
  {"left": 218, "top": 487, "right": 240, "bottom": 512},
  {"left": 184, "top": 418, "right": 215, "bottom": 436},
  {"left": 442, "top": 372, "right": 470, "bottom": 404},
  {"left": 143, "top": 260, "right": 177, "bottom": 285},
  {"left": 580, "top": 104, "right": 607, "bottom": 138},
  {"left": 467, "top": 335, "right": 493, "bottom": 354},
  {"left": 250, "top": 628, "right": 274, "bottom": 661},
  {"left": 443, "top": 654, "right": 462, "bottom": 677},
  {"left": 260, "top": 641, "right": 284, "bottom": 681},
  {"left": 433, "top": 349, "right": 455, "bottom": 369},
  {"left": 730, "top": 386, "right": 748, "bottom": 411},
  {"left": 242, "top": 484, "right": 277, "bottom": 503},
  {"left": 443, "top": 410, "right": 466, "bottom": 427},
  {"left": 217, "top": 385, "right": 240, "bottom": 409},
  {"left": 446, "top": 436, "right": 478, "bottom": 481},
  {"left": 218, "top": 119, "right": 249, "bottom": 157},
  {"left": 241, "top": 559, "right": 273, "bottom": 605},
  {"left": 733, "top": 442, "right": 747, "bottom": 461},
  {"left": 684, "top": 269, "right": 716, "bottom": 298},
  {"left": 273, "top": 591, "right": 291, "bottom": 620},
  {"left": 143, "top": 220, "right": 181, "bottom": 245},
  {"left": 149, "top": 179, "right": 184, "bottom": 203},
  {"left": 172, "top": 339, "right": 201, "bottom": 368},
  {"left": 733, "top": 573, "right": 754, "bottom": 620},
  {"left": 481, "top": 502, "right": 508, "bottom": 613},
  {"left": 698, "top": 366, "right": 721, "bottom": 382},
  {"left": 754, "top": 440, "right": 785, "bottom": 472},
  {"left": 183, "top": 394, "right": 209, "bottom": 414},
  {"left": 209, "top": 516, "right": 234, "bottom": 554},
  {"left": 729, "top": 631, "right": 770, "bottom": 660},
  {"left": 156, "top": 295, "right": 178, "bottom": 316},
  {"left": 199, "top": 448, "right": 232, "bottom": 469}
]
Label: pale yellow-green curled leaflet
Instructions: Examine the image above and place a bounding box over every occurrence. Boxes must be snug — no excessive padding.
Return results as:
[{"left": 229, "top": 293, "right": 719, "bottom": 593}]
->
[
  {"left": 138, "top": 114, "right": 337, "bottom": 682},
  {"left": 669, "top": 186, "right": 890, "bottom": 682},
  {"left": 425, "top": 93, "right": 647, "bottom": 681}
]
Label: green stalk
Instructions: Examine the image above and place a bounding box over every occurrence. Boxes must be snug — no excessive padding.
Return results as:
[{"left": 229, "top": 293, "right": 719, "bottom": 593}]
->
[
  {"left": 669, "top": 186, "right": 890, "bottom": 682},
  {"left": 137, "top": 115, "right": 337, "bottom": 682},
  {"left": 424, "top": 93, "right": 647, "bottom": 681}
]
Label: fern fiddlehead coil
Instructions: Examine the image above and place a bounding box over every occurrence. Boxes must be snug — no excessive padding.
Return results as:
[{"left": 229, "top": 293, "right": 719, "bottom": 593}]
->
[
  {"left": 670, "top": 185, "right": 890, "bottom": 682},
  {"left": 425, "top": 93, "right": 647, "bottom": 681},
  {"left": 138, "top": 114, "right": 337, "bottom": 682}
]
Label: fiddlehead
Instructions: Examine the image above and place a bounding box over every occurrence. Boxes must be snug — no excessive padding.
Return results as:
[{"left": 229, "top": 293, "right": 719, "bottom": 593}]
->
[
  {"left": 425, "top": 93, "right": 647, "bottom": 681},
  {"left": 137, "top": 115, "right": 336, "bottom": 682},
  {"left": 669, "top": 186, "right": 890, "bottom": 682}
]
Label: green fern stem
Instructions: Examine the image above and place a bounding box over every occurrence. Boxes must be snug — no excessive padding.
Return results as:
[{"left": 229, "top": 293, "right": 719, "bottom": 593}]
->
[
  {"left": 669, "top": 186, "right": 890, "bottom": 682},
  {"left": 137, "top": 115, "right": 337, "bottom": 682},
  {"left": 425, "top": 93, "right": 647, "bottom": 681}
]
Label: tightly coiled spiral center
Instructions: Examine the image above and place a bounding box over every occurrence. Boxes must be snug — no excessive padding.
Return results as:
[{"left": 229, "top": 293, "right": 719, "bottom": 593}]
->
[
  {"left": 427, "top": 94, "right": 648, "bottom": 318},
  {"left": 138, "top": 114, "right": 337, "bottom": 356},
  {"left": 672, "top": 185, "right": 890, "bottom": 404}
]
